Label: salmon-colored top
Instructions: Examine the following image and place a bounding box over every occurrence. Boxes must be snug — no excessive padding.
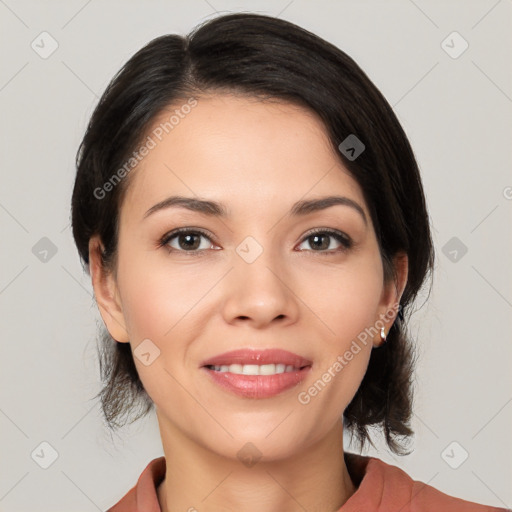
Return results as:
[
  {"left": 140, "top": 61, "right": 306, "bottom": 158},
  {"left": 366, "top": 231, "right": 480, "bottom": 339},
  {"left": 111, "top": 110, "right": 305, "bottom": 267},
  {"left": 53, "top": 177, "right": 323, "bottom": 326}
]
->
[{"left": 106, "top": 453, "right": 508, "bottom": 512}]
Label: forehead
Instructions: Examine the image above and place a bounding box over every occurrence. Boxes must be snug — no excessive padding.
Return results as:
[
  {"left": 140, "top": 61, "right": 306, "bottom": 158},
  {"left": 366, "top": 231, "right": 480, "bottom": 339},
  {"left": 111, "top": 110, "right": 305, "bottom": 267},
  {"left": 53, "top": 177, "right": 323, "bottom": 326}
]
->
[{"left": 121, "top": 94, "right": 367, "bottom": 221}]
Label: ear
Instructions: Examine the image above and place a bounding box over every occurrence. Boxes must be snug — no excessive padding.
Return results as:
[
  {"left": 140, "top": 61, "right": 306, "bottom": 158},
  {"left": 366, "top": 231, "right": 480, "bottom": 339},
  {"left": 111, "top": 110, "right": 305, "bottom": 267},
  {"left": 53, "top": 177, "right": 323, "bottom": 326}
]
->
[
  {"left": 373, "top": 252, "right": 408, "bottom": 347},
  {"left": 88, "top": 235, "right": 130, "bottom": 343}
]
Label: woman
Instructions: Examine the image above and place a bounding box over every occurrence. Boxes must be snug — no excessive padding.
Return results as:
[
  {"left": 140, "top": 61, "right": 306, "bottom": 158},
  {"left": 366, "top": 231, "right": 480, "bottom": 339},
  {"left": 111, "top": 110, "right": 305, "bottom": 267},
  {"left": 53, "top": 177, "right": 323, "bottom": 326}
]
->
[{"left": 71, "top": 13, "right": 506, "bottom": 512}]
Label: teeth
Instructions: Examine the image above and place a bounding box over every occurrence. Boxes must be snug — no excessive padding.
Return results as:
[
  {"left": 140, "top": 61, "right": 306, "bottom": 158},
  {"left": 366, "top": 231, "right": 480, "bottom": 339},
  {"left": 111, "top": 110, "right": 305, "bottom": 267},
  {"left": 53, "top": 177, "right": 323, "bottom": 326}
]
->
[{"left": 210, "top": 363, "right": 301, "bottom": 375}]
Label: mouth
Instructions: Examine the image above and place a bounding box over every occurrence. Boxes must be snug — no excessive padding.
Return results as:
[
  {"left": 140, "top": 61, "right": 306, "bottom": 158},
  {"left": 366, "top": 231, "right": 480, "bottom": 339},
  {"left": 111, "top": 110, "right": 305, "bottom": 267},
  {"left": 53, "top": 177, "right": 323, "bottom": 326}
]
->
[{"left": 200, "top": 349, "right": 313, "bottom": 398}]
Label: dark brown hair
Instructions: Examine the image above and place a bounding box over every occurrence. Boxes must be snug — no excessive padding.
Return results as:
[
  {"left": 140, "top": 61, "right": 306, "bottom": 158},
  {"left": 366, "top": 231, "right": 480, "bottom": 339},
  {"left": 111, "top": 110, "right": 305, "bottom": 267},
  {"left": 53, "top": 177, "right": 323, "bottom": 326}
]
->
[{"left": 71, "top": 13, "right": 434, "bottom": 455}]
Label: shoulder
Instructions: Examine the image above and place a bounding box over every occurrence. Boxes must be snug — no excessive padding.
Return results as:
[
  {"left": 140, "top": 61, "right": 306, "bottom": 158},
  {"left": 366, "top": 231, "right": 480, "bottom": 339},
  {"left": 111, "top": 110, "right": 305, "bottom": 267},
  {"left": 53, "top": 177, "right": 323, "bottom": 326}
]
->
[
  {"left": 105, "top": 456, "right": 166, "bottom": 512},
  {"left": 342, "top": 452, "right": 508, "bottom": 512}
]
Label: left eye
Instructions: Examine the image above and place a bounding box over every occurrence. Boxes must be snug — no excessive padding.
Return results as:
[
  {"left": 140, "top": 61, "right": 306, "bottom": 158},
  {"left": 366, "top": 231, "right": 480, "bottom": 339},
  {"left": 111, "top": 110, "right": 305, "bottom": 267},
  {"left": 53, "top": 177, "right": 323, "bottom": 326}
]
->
[{"left": 297, "top": 230, "right": 352, "bottom": 252}]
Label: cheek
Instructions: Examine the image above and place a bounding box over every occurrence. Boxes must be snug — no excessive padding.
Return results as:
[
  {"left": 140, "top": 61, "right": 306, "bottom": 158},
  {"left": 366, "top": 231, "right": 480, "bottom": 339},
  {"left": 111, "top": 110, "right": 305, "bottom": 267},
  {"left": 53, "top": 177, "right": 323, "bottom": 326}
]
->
[
  {"left": 114, "top": 254, "right": 208, "bottom": 410},
  {"left": 294, "top": 254, "right": 383, "bottom": 413},
  {"left": 300, "top": 253, "right": 384, "bottom": 344},
  {"left": 116, "top": 250, "right": 214, "bottom": 341}
]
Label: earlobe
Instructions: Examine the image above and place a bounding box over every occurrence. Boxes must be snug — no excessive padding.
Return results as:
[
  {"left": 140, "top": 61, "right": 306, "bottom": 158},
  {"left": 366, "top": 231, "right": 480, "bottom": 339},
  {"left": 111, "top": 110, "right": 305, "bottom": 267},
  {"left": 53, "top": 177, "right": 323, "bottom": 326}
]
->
[{"left": 88, "top": 236, "right": 130, "bottom": 343}]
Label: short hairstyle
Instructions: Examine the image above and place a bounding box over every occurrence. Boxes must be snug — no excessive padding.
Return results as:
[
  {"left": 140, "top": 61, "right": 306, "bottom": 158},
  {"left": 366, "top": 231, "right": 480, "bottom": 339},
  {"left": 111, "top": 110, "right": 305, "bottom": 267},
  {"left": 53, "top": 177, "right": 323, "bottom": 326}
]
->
[{"left": 71, "top": 13, "right": 434, "bottom": 455}]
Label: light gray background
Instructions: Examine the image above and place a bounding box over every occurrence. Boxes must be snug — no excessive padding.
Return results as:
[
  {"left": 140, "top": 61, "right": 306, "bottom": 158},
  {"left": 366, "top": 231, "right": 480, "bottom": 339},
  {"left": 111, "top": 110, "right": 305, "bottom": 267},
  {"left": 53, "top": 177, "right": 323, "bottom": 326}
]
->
[{"left": 1, "top": 0, "right": 511, "bottom": 510}]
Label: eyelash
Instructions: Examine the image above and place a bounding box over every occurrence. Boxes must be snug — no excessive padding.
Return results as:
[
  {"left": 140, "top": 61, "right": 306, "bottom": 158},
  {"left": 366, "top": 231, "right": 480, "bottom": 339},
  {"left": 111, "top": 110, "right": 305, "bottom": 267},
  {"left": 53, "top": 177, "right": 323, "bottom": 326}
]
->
[{"left": 158, "top": 227, "right": 353, "bottom": 256}]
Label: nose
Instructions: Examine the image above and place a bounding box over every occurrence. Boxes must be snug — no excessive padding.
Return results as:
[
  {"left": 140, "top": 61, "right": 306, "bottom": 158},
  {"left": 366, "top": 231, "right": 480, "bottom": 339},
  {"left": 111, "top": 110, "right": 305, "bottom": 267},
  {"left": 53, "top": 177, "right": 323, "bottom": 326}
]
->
[{"left": 221, "top": 251, "right": 300, "bottom": 329}]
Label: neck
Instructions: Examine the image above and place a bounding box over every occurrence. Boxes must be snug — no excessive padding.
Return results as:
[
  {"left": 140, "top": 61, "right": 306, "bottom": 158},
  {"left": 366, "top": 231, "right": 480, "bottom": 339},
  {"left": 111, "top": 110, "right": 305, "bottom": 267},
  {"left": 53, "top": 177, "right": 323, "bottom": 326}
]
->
[{"left": 156, "top": 417, "right": 356, "bottom": 512}]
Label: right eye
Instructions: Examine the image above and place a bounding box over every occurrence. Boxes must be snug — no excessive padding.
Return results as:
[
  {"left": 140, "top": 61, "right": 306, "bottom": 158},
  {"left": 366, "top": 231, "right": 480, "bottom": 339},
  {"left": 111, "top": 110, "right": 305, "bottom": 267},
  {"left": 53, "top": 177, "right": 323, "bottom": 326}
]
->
[{"left": 159, "top": 228, "right": 219, "bottom": 254}]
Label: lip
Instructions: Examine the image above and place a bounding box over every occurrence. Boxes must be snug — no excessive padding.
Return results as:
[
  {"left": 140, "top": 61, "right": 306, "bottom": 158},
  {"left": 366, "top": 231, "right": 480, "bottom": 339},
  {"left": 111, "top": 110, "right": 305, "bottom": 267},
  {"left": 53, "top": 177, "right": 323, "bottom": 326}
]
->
[
  {"left": 200, "top": 349, "right": 313, "bottom": 399},
  {"left": 200, "top": 348, "right": 313, "bottom": 368}
]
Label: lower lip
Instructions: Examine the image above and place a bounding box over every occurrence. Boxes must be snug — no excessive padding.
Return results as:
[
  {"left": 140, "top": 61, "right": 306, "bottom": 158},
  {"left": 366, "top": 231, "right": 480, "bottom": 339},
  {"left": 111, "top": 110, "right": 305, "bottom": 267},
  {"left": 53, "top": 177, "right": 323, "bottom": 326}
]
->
[{"left": 202, "top": 366, "right": 312, "bottom": 399}]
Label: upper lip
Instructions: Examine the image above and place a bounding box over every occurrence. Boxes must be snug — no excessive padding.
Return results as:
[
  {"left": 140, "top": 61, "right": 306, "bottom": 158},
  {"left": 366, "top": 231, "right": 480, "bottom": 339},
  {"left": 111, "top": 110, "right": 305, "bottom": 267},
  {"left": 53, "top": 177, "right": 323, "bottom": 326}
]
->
[{"left": 200, "top": 349, "right": 312, "bottom": 368}]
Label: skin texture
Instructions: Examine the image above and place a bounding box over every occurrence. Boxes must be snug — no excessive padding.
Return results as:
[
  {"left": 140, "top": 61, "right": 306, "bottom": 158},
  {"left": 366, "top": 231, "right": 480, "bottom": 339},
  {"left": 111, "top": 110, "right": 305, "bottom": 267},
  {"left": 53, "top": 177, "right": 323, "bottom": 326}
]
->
[{"left": 89, "top": 94, "right": 408, "bottom": 512}]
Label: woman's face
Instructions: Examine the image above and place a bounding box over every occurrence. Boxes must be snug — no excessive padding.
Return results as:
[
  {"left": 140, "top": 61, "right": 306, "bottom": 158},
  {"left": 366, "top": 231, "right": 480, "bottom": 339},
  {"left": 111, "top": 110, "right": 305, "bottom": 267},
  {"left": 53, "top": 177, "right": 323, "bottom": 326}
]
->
[{"left": 92, "top": 94, "right": 405, "bottom": 461}]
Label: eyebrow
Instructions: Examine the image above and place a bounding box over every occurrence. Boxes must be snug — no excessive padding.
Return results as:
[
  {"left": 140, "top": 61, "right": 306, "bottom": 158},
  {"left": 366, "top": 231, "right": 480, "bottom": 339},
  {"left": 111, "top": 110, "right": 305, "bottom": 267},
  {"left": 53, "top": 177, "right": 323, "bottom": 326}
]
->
[{"left": 143, "top": 195, "right": 368, "bottom": 225}]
